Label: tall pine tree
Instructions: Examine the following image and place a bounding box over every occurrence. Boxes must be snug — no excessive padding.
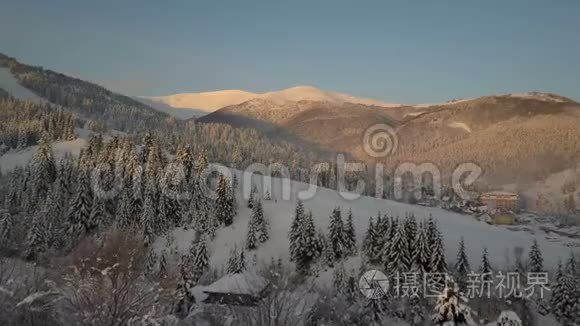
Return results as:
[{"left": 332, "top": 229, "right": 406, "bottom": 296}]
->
[
  {"left": 328, "top": 207, "right": 345, "bottom": 261},
  {"left": 343, "top": 208, "right": 356, "bottom": 256}
]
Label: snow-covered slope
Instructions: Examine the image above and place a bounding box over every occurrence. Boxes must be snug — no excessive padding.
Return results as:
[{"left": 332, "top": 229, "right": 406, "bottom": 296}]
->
[
  {"left": 141, "top": 86, "right": 402, "bottom": 118},
  {"left": 0, "top": 67, "right": 44, "bottom": 103},
  {"left": 0, "top": 139, "right": 86, "bottom": 172},
  {"left": 144, "top": 90, "right": 258, "bottom": 115},
  {"left": 136, "top": 97, "right": 207, "bottom": 119},
  {"left": 165, "top": 171, "right": 577, "bottom": 273},
  {"left": 259, "top": 85, "right": 401, "bottom": 107}
]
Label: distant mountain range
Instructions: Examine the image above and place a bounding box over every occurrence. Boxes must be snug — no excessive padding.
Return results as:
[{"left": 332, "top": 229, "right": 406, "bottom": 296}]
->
[{"left": 139, "top": 85, "right": 402, "bottom": 119}]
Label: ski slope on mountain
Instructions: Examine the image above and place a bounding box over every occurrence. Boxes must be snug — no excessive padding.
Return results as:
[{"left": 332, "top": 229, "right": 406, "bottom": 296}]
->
[
  {"left": 0, "top": 67, "right": 44, "bottom": 103},
  {"left": 165, "top": 171, "right": 577, "bottom": 274}
]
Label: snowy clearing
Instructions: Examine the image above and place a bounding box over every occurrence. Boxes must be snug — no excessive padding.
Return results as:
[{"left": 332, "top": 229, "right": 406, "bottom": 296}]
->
[
  {"left": 0, "top": 67, "right": 44, "bottom": 103},
  {"left": 0, "top": 139, "right": 86, "bottom": 172}
]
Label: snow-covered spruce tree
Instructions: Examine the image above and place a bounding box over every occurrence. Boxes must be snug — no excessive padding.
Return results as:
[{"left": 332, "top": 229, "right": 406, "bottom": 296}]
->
[
  {"left": 246, "top": 209, "right": 259, "bottom": 250},
  {"left": 193, "top": 148, "right": 208, "bottom": 176},
  {"left": 289, "top": 200, "right": 305, "bottom": 262},
  {"left": 64, "top": 167, "right": 93, "bottom": 248},
  {"left": 142, "top": 182, "right": 158, "bottom": 247},
  {"left": 333, "top": 261, "right": 347, "bottom": 295},
  {"left": 480, "top": 248, "right": 492, "bottom": 280},
  {"left": 115, "top": 188, "right": 132, "bottom": 229},
  {"left": 328, "top": 206, "right": 345, "bottom": 261},
  {"left": 378, "top": 217, "right": 395, "bottom": 268},
  {"left": 174, "top": 268, "right": 196, "bottom": 319},
  {"left": 429, "top": 229, "right": 447, "bottom": 274},
  {"left": 254, "top": 200, "right": 269, "bottom": 243},
  {"left": 426, "top": 214, "right": 438, "bottom": 247},
  {"left": 190, "top": 175, "right": 210, "bottom": 217},
  {"left": 343, "top": 208, "right": 356, "bottom": 256},
  {"left": 411, "top": 221, "right": 431, "bottom": 274},
  {"left": 454, "top": 237, "right": 471, "bottom": 291},
  {"left": 366, "top": 218, "right": 384, "bottom": 265},
  {"left": 314, "top": 229, "right": 326, "bottom": 260},
  {"left": 156, "top": 194, "right": 172, "bottom": 236},
  {"left": 0, "top": 211, "right": 14, "bottom": 251},
  {"left": 215, "top": 174, "right": 235, "bottom": 226},
  {"left": 25, "top": 207, "right": 48, "bottom": 259},
  {"left": 291, "top": 209, "right": 318, "bottom": 275},
  {"left": 248, "top": 183, "right": 257, "bottom": 209},
  {"left": 167, "top": 195, "right": 183, "bottom": 228},
  {"left": 144, "top": 144, "right": 163, "bottom": 183},
  {"left": 565, "top": 251, "right": 577, "bottom": 276},
  {"left": 228, "top": 173, "right": 238, "bottom": 218},
  {"left": 404, "top": 213, "right": 418, "bottom": 252},
  {"left": 31, "top": 133, "right": 57, "bottom": 203},
  {"left": 175, "top": 143, "right": 194, "bottom": 179},
  {"left": 226, "top": 245, "right": 246, "bottom": 274},
  {"left": 386, "top": 219, "right": 411, "bottom": 276},
  {"left": 57, "top": 154, "right": 75, "bottom": 198},
  {"left": 360, "top": 294, "right": 389, "bottom": 325},
  {"left": 44, "top": 185, "right": 64, "bottom": 249},
  {"left": 237, "top": 247, "right": 246, "bottom": 274},
  {"left": 496, "top": 310, "right": 522, "bottom": 326},
  {"left": 159, "top": 249, "right": 169, "bottom": 279},
  {"left": 88, "top": 195, "right": 107, "bottom": 234},
  {"left": 192, "top": 236, "right": 210, "bottom": 282},
  {"left": 130, "top": 177, "right": 143, "bottom": 226},
  {"left": 528, "top": 239, "right": 544, "bottom": 273},
  {"left": 320, "top": 238, "right": 335, "bottom": 269},
  {"left": 4, "top": 170, "right": 21, "bottom": 212},
  {"left": 431, "top": 280, "right": 477, "bottom": 326},
  {"left": 362, "top": 216, "right": 374, "bottom": 255},
  {"left": 550, "top": 272, "right": 578, "bottom": 325}
]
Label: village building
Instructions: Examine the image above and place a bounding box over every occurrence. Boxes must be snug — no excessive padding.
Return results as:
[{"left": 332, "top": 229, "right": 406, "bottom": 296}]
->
[
  {"left": 480, "top": 191, "right": 519, "bottom": 212},
  {"left": 478, "top": 210, "right": 516, "bottom": 225},
  {"left": 201, "top": 272, "right": 269, "bottom": 306}
]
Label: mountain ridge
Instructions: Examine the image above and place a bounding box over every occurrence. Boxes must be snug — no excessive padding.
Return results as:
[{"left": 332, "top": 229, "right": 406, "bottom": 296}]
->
[{"left": 141, "top": 85, "right": 403, "bottom": 116}]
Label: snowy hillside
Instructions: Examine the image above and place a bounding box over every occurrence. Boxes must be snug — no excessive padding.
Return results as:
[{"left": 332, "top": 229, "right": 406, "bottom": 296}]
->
[
  {"left": 166, "top": 171, "right": 577, "bottom": 272},
  {"left": 0, "top": 67, "right": 44, "bottom": 103},
  {"left": 0, "top": 139, "right": 86, "bottom": 172}
]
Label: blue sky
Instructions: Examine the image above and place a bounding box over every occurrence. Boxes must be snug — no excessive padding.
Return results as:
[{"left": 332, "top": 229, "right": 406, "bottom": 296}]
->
[{"left": 1, "top": 0, "right": 579, "bottom": 103}]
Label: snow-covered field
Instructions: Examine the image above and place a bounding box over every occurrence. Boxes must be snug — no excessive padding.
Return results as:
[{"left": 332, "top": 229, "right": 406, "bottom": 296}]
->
[{"left": 167, "top": 171, "right": 578, "bottom": 273}]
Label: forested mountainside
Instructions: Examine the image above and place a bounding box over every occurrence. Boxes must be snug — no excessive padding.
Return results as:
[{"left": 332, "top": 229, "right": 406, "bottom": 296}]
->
[
  {"left": 386, "top": 95, "right": 580, "bottom": 184},
  {"left": 0, "top": 53, "right": 174, "bottom": 132},
  {"left": 201, "top": 92, "right": 580, "bottom": 186},
  {"left": 0, "top": 53, "right": 330, "bottom": 178},
  {"left": 0, "top": 96, "right": 75, "bottom": 152}
]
